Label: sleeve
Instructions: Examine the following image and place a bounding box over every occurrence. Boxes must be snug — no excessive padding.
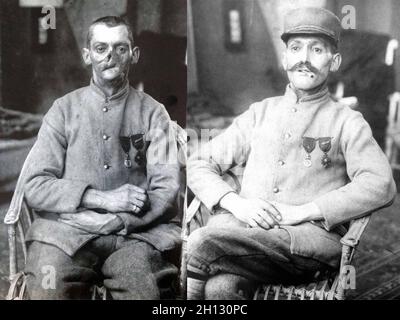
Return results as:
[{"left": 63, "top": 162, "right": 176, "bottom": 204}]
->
[
  {"left": 117, "top": 104, "right": 180, "bottom": 234},
  {"left": 187, "top": 103, "right": 257, "bottom": 211},
  {"left": 313, "top": 111, "right": 397, "bottom": 230},
  {"left": 23, "top": 101, "right": 91, "bottom": 213}
]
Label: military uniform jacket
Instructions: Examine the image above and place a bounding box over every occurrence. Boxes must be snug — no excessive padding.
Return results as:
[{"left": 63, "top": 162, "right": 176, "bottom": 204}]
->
[
  {"left": 22, "top": 81, "right": 181, "bottom": 256},
  {"left": 188, "top": 85, "right": 396, "bottom": 267}
]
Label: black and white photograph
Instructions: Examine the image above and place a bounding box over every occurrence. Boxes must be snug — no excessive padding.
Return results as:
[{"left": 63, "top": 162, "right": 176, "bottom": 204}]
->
[
  {"left": 0, "top": 0, "right": 187, "bottom": 300},
  {"left": 1, "top": 0, "right": 400, "bottom": 307},
  {"left": 186, "top": 0, "right": 400, "bottom": 301}
]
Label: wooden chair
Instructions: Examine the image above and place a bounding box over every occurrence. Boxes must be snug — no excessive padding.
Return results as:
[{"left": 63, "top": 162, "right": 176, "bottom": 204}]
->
[
  {"left": 181, "top": 164, "right": 371, "bottom": 300},
  {"left": 4, "top": 121, "right": 187, "bottom": 300},
  {"left": 385, "top": 92, "right": 400, "bottom": 171}
]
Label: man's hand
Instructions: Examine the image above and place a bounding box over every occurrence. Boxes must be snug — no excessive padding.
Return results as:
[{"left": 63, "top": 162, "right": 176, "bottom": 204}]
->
[
  {"left": 219, "top": 193, "right": 281, "bottom": 230},
  {"left": 82, "top": 184, "right": 148, "bottom": 215},
  {"left": 270, "top": 201, "right": 323, "bottom": 226}
]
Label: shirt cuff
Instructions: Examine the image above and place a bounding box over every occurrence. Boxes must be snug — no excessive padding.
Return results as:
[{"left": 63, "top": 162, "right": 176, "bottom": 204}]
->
[{"left": 199, "top": 182, "right": 237, "bottom": 212}]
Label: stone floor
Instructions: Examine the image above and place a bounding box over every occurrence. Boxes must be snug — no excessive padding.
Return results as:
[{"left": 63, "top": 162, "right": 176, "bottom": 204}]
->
[{"left": 1, "top": 192, "right": 400, "bottom": 300}]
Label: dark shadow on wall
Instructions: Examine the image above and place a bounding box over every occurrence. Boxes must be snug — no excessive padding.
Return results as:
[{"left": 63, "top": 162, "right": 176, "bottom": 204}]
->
[
  {"left": 192, "top": 0, "right": 286, "bottom": 115},
  {"left": 130, "top": 31, "right": 187, "bottom": 128},
  {"left": 328, "top": 30, "right": 396, "bottom": 149}
]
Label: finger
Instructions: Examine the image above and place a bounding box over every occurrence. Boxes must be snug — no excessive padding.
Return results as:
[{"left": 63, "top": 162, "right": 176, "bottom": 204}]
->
[
  {"left": 258, "top": 200, "right": 282, "bottom": 221},
  {"left": 130, "top": 204, "right": 141, "bottom": 214},
  {"left": 128, "top": 184, "right": 146, "bottom": 194},
  {"left": 131, "top": 199, "right": 145, "bottom": 208},
  {"left": 132, "top": 192, "right": 148, "bottom": 202},
  {"left": 248, "top": 219, "right": 258, "bottom": 228},
  {"left": 256, "top": 210, "right": 277, "bottom": 227},
  {"left": 253, "top": 212, "right": 273, "bottom": 230}
]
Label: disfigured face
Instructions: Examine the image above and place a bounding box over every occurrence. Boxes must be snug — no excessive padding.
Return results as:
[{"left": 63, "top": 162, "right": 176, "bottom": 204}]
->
[
  {"left": 82, "top": 24, "right": 139, "bottom": 85},
  {"left": 282, "top": 35, "right": 342, "bottom": 91}
]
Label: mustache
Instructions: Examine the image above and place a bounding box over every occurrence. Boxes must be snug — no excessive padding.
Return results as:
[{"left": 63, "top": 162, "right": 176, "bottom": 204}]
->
[{"left": 288, "top": 62, "right": 319, "bottom": 74}]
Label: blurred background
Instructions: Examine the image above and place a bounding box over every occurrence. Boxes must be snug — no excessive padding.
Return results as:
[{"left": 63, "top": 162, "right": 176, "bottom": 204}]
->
[
  {"left": 0, "top": 0, "right": 186, "bottom": 299},
  {"left": 188, "top": 0, "right": 400, "bottom": 147},
  {"left": 188, "top": 0, "right": 400, "bottom": 299}
]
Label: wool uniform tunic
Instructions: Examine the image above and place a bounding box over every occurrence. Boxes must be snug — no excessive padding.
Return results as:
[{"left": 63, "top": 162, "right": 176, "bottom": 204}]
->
[
  {"left": 188, "top": 84, "right": 396, "bottom": 267},
  {"left": 22, "top": 80, "right": 181, "bottom": 256}
]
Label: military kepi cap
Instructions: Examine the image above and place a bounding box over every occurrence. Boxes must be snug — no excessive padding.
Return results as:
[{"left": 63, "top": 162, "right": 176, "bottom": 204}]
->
[{"left": 281, "top": 7, "right": 341, "bottom": 45}]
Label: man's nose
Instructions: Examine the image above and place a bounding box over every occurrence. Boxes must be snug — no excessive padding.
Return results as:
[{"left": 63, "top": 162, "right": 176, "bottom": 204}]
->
[
  {"left": 298, "top": 47, "right": 310, "bottom": 63},
  {"left": 106, "top": 48, "right": 117, "bottom": 61}
]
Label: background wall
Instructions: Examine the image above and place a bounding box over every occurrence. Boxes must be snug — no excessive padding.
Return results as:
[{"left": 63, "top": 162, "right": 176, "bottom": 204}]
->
[
  {"left": 190, "top": 0, "right": 284, "bottom": 114},
  {"left": 189, "top": 0, "right": 400, "bottom": 114}
]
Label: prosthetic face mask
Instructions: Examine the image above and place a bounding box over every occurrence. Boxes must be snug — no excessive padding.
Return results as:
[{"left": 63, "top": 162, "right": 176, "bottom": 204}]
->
[{"left": 282, "top": 36, "right": 341, "bottom": 92}]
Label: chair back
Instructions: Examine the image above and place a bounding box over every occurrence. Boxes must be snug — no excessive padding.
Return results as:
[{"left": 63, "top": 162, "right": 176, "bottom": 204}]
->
[{"left": 386, "top": 92, "right": 400, "bottom": 169}]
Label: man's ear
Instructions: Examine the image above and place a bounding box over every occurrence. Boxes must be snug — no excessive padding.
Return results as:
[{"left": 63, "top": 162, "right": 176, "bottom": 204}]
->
[
  {"left": 131, "top": 46, "right": 140, "bottom": 64},
  {"left": 82, "top": 48, "right": 91, "bottom": 66},
  {"left": 281, "top": 51, "right": 288, "bottom": 71},
  {"left": 330, "top": 52, "right": 342, "bottom": 72}
]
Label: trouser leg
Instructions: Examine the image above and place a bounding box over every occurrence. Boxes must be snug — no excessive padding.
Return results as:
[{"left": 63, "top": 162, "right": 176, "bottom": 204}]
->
[
  {"left": 25, "top": 241, "right": 100, "bottom": 300},
  {"left": 101, "top": 240, "right": 178, "bottom": 300},
  {"left": 187, "top": 214, "right": 331, "bottom": 299}
]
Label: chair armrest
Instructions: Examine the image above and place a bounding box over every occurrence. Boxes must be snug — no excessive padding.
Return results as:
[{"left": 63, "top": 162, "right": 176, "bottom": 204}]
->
[
  {"left": 340, "top": 215, "right": 371, "bottom": 248},
  {"left": 183, "top": 197, "right": 202, "bottom": 238},
  {"left": 4, "top": 188, "right": 25, "bottom": 225}
]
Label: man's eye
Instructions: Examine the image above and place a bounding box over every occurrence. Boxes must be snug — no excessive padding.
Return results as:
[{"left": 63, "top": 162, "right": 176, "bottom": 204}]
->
[
  {"left": 313, "top": 47, "right": 323, "bottom": 54},
  {"left": 96, "top": 47, "right": 106, "bottom": 53},
  {"left": 117, "top": 46, "right": 127, "bottom": 54},
  {"left": 290, "top": 46, "right": 300, "bottom": 52}
]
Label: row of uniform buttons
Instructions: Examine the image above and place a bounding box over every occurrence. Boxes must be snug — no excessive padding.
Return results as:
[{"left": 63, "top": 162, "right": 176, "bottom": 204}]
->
[
  {"left": 103, "top": 100, "right": 110, "bottom": 168},
  {"left": 274, "top": 159, "right": 284, "bottom": 193},
  {"left": 273, "top": 106, "right": 296, "bottom": 192}
]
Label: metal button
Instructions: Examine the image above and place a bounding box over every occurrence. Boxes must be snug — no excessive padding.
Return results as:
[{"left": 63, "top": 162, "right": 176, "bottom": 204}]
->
[
  {"left": 278, "top": 160, "right": 285, "bottom": 166},
  {"left": 273, "top": 187, "right": 279, "bottom": 193},
  {"left": 103, "top": 164, "right": 110, "bottom": 170},
  {"left": 292, "top": 107, "right": 297, "bottom": 113},
  {"left": 103, "top": 135, "right": 109, "bottom": 141},
  {"left": 284, "top": 132, "right": 291, "bottom": 139},
  {"left": 103, "top": 107, "right": 108, "bottom": 112}
]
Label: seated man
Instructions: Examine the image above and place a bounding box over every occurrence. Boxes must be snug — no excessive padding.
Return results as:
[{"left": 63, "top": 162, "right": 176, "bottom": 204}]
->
[
  {"left": 21, "top": 16, "right": 181, "bottom": 299},
  {"left": 186, "top": 7, "right": 396, "bottom": 300}
]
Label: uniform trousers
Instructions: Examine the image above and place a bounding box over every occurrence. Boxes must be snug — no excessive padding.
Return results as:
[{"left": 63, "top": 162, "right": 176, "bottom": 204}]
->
[
  {"left": 187, "top": 214, "right": 335, "bottom": 300},
  {"left": 25, "top": 235, "right": 178, "bottom": 300}
]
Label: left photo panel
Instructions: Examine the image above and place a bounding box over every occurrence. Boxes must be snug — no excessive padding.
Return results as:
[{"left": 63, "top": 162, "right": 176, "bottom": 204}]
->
[{"left": 0, "top": 0, "right": 187, "bottom": 300}]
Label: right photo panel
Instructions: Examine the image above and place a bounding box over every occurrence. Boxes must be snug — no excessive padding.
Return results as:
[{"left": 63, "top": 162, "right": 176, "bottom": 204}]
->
[{"left": 184, "top": 0, "right": 400, "bottom": 300}]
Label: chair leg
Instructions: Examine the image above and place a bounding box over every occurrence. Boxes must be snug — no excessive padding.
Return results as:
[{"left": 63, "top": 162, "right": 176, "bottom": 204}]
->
[
  {"left": 8, "top": 224, "right": 18, "bottom": 279},
  {"left": 6, "top": 272, "right": 26, "bottom": 300}
]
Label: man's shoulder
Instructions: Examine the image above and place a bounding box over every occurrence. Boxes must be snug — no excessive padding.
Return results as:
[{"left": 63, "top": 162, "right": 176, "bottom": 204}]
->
[
  {"left": 246, "top": 95, "right": 285, "bottom": 115},
  {"left": 325, "top": 96, "right": 364, "bottom": 122},
  {"left": 129, "top": 87, "right": 163, "bottom": 108},
  {"left": 128, "top": 86, "right": 170, "bottom": 119},
  {"left": 44, "top": 86, "right": 91, "bottom": 118},
  {"left": 53, "top": 85, "right": 91, "bottom": 106}
]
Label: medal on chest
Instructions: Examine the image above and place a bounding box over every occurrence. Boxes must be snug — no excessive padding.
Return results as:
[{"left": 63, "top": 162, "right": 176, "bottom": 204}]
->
[
  {"left": 119, "top": 136, "right": 132, "bottom": 168},
  {"left": 131, "top": 134, "right": 146, "bottom": 166},
  {"left": 302, "top": 137, "right": 316, "bottom": 167},
  {"left": 318, "top": 137, "right": 332, "bottom": 168}
]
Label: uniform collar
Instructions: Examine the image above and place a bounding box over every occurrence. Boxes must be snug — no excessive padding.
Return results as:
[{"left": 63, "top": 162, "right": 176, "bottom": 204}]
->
[
  {"left": 89, "top": 78, "right": 130, "bottom": 102},
  {"left": 284, "top": 83, "right": 330, "bottom": 104}
]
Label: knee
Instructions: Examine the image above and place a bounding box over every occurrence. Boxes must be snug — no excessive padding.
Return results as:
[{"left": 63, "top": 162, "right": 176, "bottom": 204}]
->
[
  {"left": 187, "top": 226, "right": 223, "bottom": 253},
  {"left": 25, "top": 242, "right": 95, "bottom": 299},
  {"left": 204, "top": 274, "right": 251, "bottom": 300}
]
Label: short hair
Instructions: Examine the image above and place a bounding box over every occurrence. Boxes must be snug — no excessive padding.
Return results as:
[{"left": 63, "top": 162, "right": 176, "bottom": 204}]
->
[{"left": 86, "top": 16, "right": 134, "bottom": 48}]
